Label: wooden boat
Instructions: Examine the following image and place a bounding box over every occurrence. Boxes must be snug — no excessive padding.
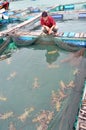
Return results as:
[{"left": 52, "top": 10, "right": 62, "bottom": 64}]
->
[
  {"left": 10, "top": 30, "right": 86, "bottom": 51},
  {"left": 49, "top": 2, "right": 86, "bottom": 12},
  {"left": 10, "top": 31, "right": 41, "bottom": 46},
  {"left": 0, "top": 36, "right": 10, "bottom": 55},
  {"left": 8, "top": 7, "right": 41, "bottom": 22},
  {"left": 50, "top": 11, "right": 86, "bottom": 21},
  {"left": 0, "top": 8, "right": 21, "bottom": 26},
  {"left": 0, "top": 6, "right": 41, "bottom": 26},
  {"left": 48, "top": 2, "right": 86, "bottom": 21}
]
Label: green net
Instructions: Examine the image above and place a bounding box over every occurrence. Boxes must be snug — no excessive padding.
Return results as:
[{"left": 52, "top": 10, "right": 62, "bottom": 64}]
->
[
  {"left": 7, "top": 42, "right": 17, "bottom": 50},
  {"left": 0, "top": 44, "right": 86, "bottom": 130}
]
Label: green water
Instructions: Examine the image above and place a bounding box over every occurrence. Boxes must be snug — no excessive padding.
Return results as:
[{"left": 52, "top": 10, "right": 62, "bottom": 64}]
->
[
  {"left": 0, "top": 43, "right": 86, "bottom": 130},
  {"left": 0, "top": 1, "right": 86, "bottom": 129}
]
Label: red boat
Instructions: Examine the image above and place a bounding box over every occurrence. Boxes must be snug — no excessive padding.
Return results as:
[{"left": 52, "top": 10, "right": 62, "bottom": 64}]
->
[{"left": 0, "top": 1, "right": 9, "bottom": 10}]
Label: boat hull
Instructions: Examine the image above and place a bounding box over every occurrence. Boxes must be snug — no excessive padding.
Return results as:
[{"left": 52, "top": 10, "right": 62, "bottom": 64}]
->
[
  {"left": 10, "top": 31, "right": 86, "bottom": 51},
  {"left": 12, "top": 35, "right": 37, "bottom": 46},
  {"left": 35, "top": 35, "right": 56, "bottom": 45},
  {"left": 54, "top": 36, "right": 86, "bottom": 51}
]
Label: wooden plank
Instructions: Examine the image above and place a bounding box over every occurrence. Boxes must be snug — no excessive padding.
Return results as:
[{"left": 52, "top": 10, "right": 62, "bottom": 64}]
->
[
  {"left": 57, "top": 32, "right": 64, "bottom": 37},
  {"left": 84, "top": 33, "right": 86, "bottom": 38},
  {"left": 75, "top": 33, "right": 80, "bottom": 38},
  {"left": 79, "top": 33, "right": 84, "bottom": 38},
  {"left": 14, "top": 30, "right": 42, "bottom": 36}
]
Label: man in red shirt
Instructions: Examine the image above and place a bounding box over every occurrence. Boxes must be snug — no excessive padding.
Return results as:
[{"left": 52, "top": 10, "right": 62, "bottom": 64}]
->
[{"left": 40, "top": 11, "right": 58, "bottom": 35}]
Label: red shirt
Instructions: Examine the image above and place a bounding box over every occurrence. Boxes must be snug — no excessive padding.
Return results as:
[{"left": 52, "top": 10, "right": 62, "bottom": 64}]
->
[{"left": 40, "top": 16, "right": 56, "bottom": 28}]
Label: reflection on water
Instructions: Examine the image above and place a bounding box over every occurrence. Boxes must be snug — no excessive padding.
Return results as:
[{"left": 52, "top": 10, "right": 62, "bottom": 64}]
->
[{"left": 45, "top": 45, "right": 59, "bottom": 64}]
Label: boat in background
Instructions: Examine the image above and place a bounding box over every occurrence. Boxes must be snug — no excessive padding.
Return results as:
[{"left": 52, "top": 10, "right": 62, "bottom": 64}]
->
[
  {"left": 49, "top": 2, "right": 86, "bottom": 21},
  {"left": 49, "top": 2, "right": 86, "bottom": 12},
  {"left": 54, "top": 32, "right": 86, "bottom": 51},
  {"left": 11, "top": 31, "right": 40, "bottom": 46},
  {"left": 0, "top": 8, "right": 22, "bottom": 26},
  {"left": 8, "top": 6, "right": 41, "bottom": 22},
  {"left": 0, "top": 7, "right": 41, "bottom": 32}
]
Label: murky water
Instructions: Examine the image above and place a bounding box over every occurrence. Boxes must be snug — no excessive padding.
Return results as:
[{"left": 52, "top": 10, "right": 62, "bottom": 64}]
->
[
  {"left": 0, "top": 43, "right": 86, "bottom": 130},
  {"left": 0, "top": 0, "right": 86, "bottom": 130}
]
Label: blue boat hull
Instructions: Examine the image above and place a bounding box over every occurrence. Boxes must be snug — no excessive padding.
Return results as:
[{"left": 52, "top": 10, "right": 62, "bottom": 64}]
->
[
  {"left": 11, "top": 31, "right": 86, "bottom": 51},
  {"left": 12, "top": 35, "right": 37, "bottom": 46}
]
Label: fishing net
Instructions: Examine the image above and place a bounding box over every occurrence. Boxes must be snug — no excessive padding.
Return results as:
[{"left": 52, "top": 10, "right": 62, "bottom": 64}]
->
[
  {"left": 0, "top": 43, "right": 86, "bottom": 130},
  {"left": 53, "top": 38, "right": 82, "bottom": 52},
  {"left": 0, "top": 37, "right": 10, "bottom": 55},
  {"left": 74, "top": 80, "right": 86, "bottom": 130}
]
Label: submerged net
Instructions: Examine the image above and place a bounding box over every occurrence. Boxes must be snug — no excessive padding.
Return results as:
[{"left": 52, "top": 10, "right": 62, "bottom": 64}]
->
[
  {"left": 56, "top": 41, "right": 82, "bottom": 52},
  {"left": 0, "top": 43, "right": 86, "bottom": 130}
]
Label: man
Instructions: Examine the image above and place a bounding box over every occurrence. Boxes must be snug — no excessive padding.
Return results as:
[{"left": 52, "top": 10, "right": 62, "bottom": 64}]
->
[
  {"left": 40, "top": 11, "right": 58, "bottom": 35},
  {"left": 2, "top": 0, "right": 9, "bottom": 10}
]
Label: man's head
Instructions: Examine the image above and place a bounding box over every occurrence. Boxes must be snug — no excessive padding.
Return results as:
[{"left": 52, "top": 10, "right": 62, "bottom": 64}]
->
[{"left": 41, "top": 11, "right": 48, "bottom": 21}]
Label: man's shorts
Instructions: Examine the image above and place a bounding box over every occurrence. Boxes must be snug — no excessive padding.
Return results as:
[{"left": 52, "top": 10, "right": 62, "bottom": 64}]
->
[{"left": 43, "top": 27, "right": 58, "bottom": 34}]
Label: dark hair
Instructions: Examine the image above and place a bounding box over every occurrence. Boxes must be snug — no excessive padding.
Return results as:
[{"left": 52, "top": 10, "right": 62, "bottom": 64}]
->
[{"left": 42, "top": 11, "right": 48, "bottom": 17}]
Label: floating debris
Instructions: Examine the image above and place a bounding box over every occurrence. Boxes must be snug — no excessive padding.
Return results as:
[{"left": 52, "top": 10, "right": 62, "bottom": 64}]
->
[
  {"left": 33, "top": 78, "right": 40, "bottom": 88},
  {"left": 67, "top": 80, "right": 75, "bottom": 88},
  {"left": 0, "top": 112, "right": 13, "bottom": 120},
  {"left": 37, "top": 125, "right": 44, "bottom": 130},
  {"left": 32, "top": 110, "right": 54, "bottom": 130},
  {"left": 55, "top": 100, "right": 61, "bottom": 112},
  {"left": 37, "top": 124, "right": 48, "bottom": 130},
  {"left": 9, "top": 122, "right": 16, "bottom": 130},
  {"left": 73, "top": 68, "right": 80, "bottom": 75},
  {"left": 18, "top": 107, "right": 34, "bottom": 122},
  {"left": 58, "top": 90, "right": 67, "bottom": 100},
  {"left": 51, "top": 90, "right": 61, "bottom": 111},
  {"left": 51, "top": 90, "right": 59, "bottom": 103},
  {"left": 48, "top": 63, "right": 59, "bottom": 69},
  {"left": 6, "top": 58, "right": 12, "bottom": 64},
  {"left": 51, "top": 89, "right": 67, "bottom": 111},
  {"left": 7, "top": 71, "right": 17, "bottom": 80},
  {"left": 0, "top": 53, "right": 11, "bottom": 61},
  {"left": 48, "top": 50, "right": 58, "bottom": 54},
  {"left": 60, "top": 80, "right": 66, "bottom": 90},
  {"left": 0, "top": 96, "right": 7, "bottom": 101}
]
